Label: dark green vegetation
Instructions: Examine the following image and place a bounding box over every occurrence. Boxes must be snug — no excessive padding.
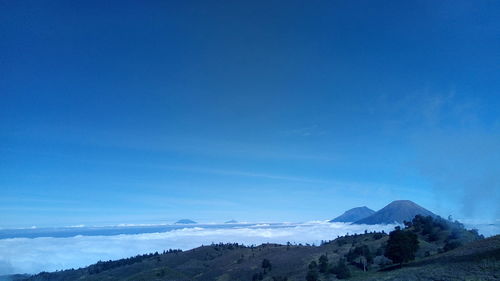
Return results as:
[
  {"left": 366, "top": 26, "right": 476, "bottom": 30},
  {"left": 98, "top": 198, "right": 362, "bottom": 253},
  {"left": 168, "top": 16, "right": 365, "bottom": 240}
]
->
[
  {"left": 330, "top": 207, "right": 375, "bottom": 223},
  {"left": 19, "top": 215, "right": 499, "bottom": 281},
  {"left": 384, "top": 226, "right": 419, "bottom": 265}
]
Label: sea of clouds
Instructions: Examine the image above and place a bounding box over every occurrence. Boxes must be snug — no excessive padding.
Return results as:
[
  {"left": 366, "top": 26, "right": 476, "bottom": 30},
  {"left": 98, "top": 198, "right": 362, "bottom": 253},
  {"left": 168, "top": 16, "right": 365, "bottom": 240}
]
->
[{"left": 0, "top": 222, "right": 396, "bottom": 275}]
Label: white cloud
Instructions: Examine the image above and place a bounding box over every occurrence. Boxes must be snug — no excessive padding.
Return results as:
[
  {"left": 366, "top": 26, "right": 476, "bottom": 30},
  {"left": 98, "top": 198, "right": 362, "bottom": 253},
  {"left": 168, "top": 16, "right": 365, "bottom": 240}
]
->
[{"left": 0, "top": 222, "right": 396, "bottom": 275}]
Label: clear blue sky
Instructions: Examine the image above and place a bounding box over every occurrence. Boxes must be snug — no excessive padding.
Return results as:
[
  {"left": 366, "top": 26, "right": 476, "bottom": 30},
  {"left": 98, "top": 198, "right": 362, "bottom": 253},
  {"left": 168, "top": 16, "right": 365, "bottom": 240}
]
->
[{"left": 1, "top": 0, "right": 499, "bottom": 227}]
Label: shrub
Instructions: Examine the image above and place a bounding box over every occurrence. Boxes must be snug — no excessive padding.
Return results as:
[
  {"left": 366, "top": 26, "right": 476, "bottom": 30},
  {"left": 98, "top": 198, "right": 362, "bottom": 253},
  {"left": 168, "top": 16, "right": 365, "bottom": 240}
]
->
[
  {"left": 444, "top": 240, "right": 462, "bottom": 252},
  {"left": 305, "top": 270, "right": 319, "bottom": 281}
]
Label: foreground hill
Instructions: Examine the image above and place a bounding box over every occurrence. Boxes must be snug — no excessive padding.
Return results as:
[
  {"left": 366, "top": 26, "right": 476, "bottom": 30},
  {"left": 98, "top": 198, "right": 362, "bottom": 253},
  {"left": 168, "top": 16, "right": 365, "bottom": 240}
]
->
[
  {"left": 330, "top": 207, "right": 375, "bottom": 223},
  {"left": 355, "top": 200, "right": 435, "bottom": 225},
  {"left": 21, "top": 215, "right": 495, "bottom": 281},
  {"left": 353, "top": 235, "right": 500, "bottom": 281}
]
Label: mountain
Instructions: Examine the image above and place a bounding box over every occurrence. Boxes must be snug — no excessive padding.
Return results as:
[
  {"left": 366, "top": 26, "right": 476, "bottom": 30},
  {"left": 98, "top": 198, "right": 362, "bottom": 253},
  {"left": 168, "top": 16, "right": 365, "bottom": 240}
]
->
[
  {"left": 354, "top": 200, "right": 436, "bottom": 225},
  {"left": 0, "top": 275, "right": 30, "bottom": 281},
  {"left": 330, "top": 206, "right": 375, "bottom": 222},
  {"left": 175, "top": 219, "right": 197, "bottom": 224},
  {"left": 225, "top": 220, "right": 238, "bottom": 224}
]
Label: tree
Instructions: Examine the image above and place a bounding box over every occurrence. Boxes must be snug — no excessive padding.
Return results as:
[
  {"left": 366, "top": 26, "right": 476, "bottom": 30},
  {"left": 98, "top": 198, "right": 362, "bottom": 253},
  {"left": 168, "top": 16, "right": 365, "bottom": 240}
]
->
[
  {"left": 308, "top": 260, "right": 317, "bottom": 270},
  {"left": 358, "top": 256, "right": 368, "bottom": 272},
  {"left": 385, "top": 226, "right": 419, "bottom": 265},
  {"left": 373, "top": 232, "right": 384, "bottom": 240},
  {"left": 306, "top": 261, "right": 319, "bottom": 281},
  {"left": 330, "top": 259, "right": 351, "bottom": 279},
  {"left": 346, "top": 244, "right": 373, "bottom": 270},
  {"left": 318, "top": 254, "right": 329, "bottom": 273},
  {"left": 262, "top": 259, "right": 272, "bottom": 271}
]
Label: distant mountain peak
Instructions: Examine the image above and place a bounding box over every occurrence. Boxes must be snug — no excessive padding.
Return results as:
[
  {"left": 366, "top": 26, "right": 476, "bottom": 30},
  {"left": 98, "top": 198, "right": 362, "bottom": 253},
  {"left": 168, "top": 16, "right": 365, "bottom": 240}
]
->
[
  {"left": 330, "top": 206, "right": 376, "bottom": 222},
  {"left": 354, "top": 200, "right": 436, "bottom": 225},
  {"left": 388, "top": 200, "right": 421, "bottom": 206},
  {"left": 175, "top": 219, "right": 197, "bottom": 224},
  {"left": 225, "top": 220, "right": 238, "bottom": 224}
]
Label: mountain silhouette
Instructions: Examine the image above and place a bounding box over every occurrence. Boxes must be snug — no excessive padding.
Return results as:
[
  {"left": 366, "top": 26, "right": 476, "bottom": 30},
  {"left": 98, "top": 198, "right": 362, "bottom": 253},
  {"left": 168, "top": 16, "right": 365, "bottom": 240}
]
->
[
  {"left": 175, "top": 219, "right": 197, "bottom": 224},
  {"left": 354, "top": 200, "right": 436, "bottom": 225},
  {"left": 330, "top": 206, "right": 375, "bottom": 222}
]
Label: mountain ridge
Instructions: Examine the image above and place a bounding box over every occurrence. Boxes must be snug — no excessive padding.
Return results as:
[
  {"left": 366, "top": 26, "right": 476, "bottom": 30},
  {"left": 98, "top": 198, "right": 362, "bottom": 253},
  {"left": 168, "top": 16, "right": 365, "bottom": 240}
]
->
[
  {"left": 354, "top": 200, "right": 436, "bottom": 225},
  {"left": 175, "top": 219, "right": 197, "bottom": 224},
  {"left": 330, "top": 206, "right": 375, "bottom": 222}
]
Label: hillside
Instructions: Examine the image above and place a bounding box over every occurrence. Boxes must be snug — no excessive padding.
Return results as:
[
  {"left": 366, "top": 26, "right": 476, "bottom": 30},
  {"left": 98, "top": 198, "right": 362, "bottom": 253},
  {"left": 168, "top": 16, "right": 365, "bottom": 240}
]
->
[
  {"left": 355, "top": 200, "right": 435, "bottom": 225},
  {"left": 330, "top": 207, "right": 375, "bottom": 223},
  {"left": 20, "top": 216, "right": 495, "bottom": 281},
  {"left": 352, "top": 235, "right": 500, "bottom": 281}
]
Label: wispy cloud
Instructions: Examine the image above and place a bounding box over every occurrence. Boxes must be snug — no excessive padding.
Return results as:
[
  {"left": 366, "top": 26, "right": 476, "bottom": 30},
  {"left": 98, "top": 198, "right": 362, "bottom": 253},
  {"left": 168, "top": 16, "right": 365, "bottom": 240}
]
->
[
  {"left": 281, "top": 124, "right": 327, "bottom": 137},
  {"left": 4, "top": 127, "right": 334, "bottom": 162},
  {"left": 160, "top": 165, "right": 331, "bottom": 184}
]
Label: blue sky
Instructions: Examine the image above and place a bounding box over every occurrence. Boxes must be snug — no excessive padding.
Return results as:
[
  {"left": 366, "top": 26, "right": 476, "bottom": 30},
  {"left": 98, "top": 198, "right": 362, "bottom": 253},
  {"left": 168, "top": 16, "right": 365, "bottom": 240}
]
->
[{"left": 1, "top": 0, "right": 499, "bottom": 227}]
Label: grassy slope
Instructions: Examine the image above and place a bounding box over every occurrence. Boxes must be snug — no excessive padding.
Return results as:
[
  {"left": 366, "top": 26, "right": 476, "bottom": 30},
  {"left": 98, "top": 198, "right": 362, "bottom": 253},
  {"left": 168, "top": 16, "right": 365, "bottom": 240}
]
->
[
  {"left": 22, "top": 234, "right": 500, "bottom": 281},
  {"left": 352, "top": 235, "right": 500, "bottom": 281}
]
